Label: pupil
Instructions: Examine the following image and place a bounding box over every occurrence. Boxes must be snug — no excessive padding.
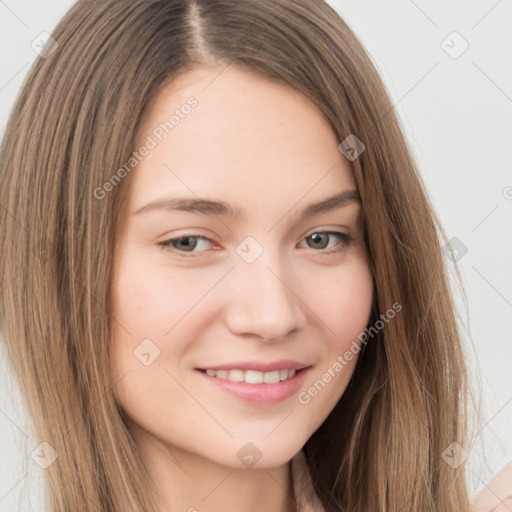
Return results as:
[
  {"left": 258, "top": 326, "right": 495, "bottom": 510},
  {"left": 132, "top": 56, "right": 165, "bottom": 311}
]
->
[
  {"left": 310, "top": 233, "right": 327, "bottom": 249},
  {"left": 174, "top": 237, "right": 197, "bottom": 251}
]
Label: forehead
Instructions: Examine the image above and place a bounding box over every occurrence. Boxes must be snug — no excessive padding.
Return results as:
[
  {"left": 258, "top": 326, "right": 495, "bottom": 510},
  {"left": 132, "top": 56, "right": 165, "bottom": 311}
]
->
[{"left": 130, "top": 65, "right": 355, "bottom": 209}]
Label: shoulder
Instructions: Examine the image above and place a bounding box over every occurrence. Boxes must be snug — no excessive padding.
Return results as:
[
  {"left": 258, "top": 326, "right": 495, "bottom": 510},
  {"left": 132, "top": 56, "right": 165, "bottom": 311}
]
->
[{"left": 472, "top": 460, "right": 512, "bottom": 512}]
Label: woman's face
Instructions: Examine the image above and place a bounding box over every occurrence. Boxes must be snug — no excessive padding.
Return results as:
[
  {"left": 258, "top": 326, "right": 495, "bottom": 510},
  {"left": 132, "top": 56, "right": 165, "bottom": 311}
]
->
[{"left": 111, "top": 65, "right": 373, "bottom": 469}]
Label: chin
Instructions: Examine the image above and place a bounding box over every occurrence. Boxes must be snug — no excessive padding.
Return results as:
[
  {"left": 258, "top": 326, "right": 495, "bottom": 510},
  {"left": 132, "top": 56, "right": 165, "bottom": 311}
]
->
[{"left": 216, "top": 436, "right": 307, "bottom": 470}]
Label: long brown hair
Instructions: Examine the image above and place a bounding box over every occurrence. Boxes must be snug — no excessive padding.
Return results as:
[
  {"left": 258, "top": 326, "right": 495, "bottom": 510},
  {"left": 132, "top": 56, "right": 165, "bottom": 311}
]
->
[{"left": 0, "top": 0, "right": 474, "bottom": 510}]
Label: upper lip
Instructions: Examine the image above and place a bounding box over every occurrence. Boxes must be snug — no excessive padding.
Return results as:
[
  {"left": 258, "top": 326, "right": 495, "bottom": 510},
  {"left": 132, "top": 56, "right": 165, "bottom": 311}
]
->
[{"left": 196, "top": 359, "right": 310, "bottom": 372}]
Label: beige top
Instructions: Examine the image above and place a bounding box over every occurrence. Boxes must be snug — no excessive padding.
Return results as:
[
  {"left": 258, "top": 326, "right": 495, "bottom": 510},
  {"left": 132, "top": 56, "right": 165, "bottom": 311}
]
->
[{"left": 291, "top": 450, "right": 325, "bottom": 512}]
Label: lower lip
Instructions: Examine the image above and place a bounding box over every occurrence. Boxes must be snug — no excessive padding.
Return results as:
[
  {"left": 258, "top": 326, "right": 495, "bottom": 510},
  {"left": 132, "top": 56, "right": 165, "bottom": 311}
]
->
[{"left": 196, "top": 368, "right": 310, "bottom": 404}]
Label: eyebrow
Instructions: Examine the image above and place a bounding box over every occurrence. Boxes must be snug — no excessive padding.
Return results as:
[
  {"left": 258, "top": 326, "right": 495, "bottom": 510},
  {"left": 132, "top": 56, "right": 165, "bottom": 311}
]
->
[{"left": 133, "top": 189, "right": 361, "bottom": 218}]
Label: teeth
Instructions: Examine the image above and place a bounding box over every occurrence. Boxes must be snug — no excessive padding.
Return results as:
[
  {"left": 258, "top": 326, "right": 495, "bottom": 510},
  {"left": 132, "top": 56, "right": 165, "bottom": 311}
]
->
[
  {"left": 216, "top": 369, "right": 229, "bottom": 379},
  {"left": 263, "top": 370, "right": 280, "bottom": 384},
  {"left": 245, "top": 370, "right": 263, "bottom": 384},
  {"left": 204, "top": 368, "right": 298, "bottom": 383},
  {"left": 227, "top": 369, "right": 244, "bottom": 382}
]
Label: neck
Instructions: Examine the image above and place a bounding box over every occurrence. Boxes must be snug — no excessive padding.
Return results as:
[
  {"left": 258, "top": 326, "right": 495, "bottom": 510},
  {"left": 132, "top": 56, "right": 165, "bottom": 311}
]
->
[{"left": 130, "top": 423, "right": 297, "bottom": 512}]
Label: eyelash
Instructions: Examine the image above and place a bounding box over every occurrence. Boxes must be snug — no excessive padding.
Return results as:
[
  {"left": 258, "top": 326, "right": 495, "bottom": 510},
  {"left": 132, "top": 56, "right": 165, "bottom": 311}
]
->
[{"left": 157, "top": 231, "right": 356, "bottom": 258}]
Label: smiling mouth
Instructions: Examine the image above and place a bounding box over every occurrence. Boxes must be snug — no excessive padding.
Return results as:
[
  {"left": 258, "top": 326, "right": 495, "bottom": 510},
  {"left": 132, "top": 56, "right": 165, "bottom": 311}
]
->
[
  {"left": 196, "top": 365, "right": 311, "bottom": 403},
  {"left": 198, "top": 368, "right": 300, "bottom": 384}
]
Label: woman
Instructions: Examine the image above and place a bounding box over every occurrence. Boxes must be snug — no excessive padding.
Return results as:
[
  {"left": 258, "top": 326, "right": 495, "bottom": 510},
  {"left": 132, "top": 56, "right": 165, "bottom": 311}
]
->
[{"left": 0, "top": 0, "right": 508, "bottom": 510}]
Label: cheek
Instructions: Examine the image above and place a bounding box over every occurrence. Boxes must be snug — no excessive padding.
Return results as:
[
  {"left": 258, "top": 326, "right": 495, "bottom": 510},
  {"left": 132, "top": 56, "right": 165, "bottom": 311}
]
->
[
  {"left": 110, "top": 257, "right": 205, "bottom": 450},
  {"left": 295, "top": 257, "right": 373, "bottom": 426},
  {"left": 309, "top": 256, "right": 374, "bottom": 347},
  {"left": 110, "top": 251, "right": 222, "bottom": 425},
  {"left": 113, "top": 252, "right": 216, "bottom": 336}
]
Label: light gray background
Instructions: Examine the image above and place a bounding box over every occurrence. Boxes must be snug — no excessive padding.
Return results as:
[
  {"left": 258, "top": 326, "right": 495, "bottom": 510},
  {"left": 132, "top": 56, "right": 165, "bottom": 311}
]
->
[{"left": 0, "top": 0, "right": 511, "bottom": 510}]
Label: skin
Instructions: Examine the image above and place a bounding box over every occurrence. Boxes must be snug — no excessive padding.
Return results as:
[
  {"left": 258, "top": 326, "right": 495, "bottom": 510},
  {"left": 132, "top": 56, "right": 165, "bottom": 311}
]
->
[
  {"left": 111, "top": 65, "right": 374, "bottom": 512},
  {"left": 472, "top": 461, "right": 512, "bottom": 512}
]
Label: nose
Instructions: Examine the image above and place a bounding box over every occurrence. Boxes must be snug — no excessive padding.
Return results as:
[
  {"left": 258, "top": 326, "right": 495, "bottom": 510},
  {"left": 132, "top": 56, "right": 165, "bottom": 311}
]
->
[{"left": 223, "top": 251, "right": 307, "bottom": 342}]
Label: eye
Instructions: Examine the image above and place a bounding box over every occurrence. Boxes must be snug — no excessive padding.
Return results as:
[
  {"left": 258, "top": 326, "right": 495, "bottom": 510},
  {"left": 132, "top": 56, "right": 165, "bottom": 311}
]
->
[
  {"left": 158, "top": 235, "right": 214, "bottom": 255},
  {"left": 299, "top": 231, "right": 355, "bottom": 253},
  {"left": 158, "top": 230, "right": 355, "bottom": 257}
]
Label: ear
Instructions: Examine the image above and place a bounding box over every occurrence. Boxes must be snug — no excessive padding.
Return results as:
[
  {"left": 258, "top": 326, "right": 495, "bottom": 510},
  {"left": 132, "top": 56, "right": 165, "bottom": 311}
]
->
[{"left": 471, "top": 460, "right": 512, "bottom": 512}]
